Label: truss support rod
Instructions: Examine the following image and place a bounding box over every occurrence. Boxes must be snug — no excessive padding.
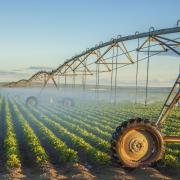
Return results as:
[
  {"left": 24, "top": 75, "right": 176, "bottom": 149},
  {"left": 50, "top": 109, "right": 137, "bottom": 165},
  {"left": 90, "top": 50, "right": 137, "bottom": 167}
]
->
[
  {"left": 156, "top": 35, "right": 180, "bottom": 44},
  {"left": 65, "top": 63, "right": 75, "bottom": 72},
  {"left": 117, "top": 42, "right": 134, "bottom": 63},
  {"left": 73, "top": 71, "right": 75, "bottom": 88},
  {"left": 58, "top": 75, "right": 60, "bottom": 88},
  {"left": 76, "top": 58, "right": 93, "bottom": 74},
  {"left": 156, "top": 74, "right": 180, "bottom": 127},
  {"left": 145, "top": 34, "right": 151, "bottom": 106},
  {"left": 111, "top": 47, "right": 115, "bottom": 91},
  {"left": 65, "top": 73, "right": 66, "bottom": 88},
  {"left": 51, "top": 77, "right": 58, "bottom": 89},
  {"left": 95, "top": 44, "right": 114, "bottom": 64},
  {"left": 59, "top": 60, "right": 77, "bottom": 76},
  {"left": 114, "top": 46, "right": 119, "bottom": 104},
  {"left": 153, "top": 37, "right": 180, "bottom": 55},
  {"left": 164, "top": 136, "right": 180, "bottom": 143},
  {"left": 73, "top": 52, "right": 92, "bottom": 72},
  {"left": 135, "top": 33, "right": 140, "bottom": 104},
  {"left": 95, "top": 49, "right": 111, "bottom": 71}
]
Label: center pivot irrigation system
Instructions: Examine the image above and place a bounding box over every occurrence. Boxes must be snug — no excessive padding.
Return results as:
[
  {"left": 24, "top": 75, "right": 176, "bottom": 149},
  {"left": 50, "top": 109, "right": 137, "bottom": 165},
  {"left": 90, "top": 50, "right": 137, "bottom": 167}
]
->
[{"left": 5, "top": 20, "right": 180, "bottom": 168}]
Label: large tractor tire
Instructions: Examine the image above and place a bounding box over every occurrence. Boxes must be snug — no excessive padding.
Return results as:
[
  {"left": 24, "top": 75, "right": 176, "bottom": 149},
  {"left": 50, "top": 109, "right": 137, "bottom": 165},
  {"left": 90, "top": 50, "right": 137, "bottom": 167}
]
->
[
  {"left": 111, "top": 118, "right": 164, "bottom": 168},
  {"left": 62, "top": 97, "right": 75, "bottom": 107},
  {"left": 26, "top": 96, "right": 38, "bottom": 107}
]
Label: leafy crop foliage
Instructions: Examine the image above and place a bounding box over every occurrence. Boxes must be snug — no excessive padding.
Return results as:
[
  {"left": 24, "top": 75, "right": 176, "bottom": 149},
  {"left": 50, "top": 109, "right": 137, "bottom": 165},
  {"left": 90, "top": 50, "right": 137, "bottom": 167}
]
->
[
  {"left": 4, "top": 98, "right": 21, "bottom": 168},
  {"left": 0, "top": 96, "right": 179, "bottom": 168}
]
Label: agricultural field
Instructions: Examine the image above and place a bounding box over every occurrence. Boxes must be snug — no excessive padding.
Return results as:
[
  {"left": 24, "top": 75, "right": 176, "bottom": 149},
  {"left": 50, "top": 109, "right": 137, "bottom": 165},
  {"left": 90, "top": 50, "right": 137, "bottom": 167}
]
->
[{"left": 0, "top": 95, "right": 179, "bottom": 179}]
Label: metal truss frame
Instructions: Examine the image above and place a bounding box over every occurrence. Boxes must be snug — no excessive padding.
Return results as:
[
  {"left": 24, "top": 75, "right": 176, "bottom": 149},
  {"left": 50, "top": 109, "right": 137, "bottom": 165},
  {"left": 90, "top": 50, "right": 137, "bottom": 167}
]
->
[{"left": 5, "top": 21, "right": 180, "bottom": 91}]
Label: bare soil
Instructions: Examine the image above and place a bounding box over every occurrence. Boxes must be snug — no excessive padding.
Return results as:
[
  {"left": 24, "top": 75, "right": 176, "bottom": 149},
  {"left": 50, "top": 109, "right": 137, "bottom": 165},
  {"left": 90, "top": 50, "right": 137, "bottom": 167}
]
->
[{"left": 0, "top": 164, "right": 179, "bottom": 180}]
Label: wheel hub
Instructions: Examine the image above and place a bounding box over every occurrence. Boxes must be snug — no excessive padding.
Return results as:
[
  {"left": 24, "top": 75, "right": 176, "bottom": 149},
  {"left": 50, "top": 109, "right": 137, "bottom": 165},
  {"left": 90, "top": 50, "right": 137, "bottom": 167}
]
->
[
  {"left": 26, "top": 96, "right": 38, "bottom": 107},
  {"left": 29, "top": 99, "right": 36, "bottom": 106},
  {"left": 118, "top": 129, "right": 154, "bottom": 162},
  {"left": 129, "top": 138, "right": 144, "bottom": 153}
]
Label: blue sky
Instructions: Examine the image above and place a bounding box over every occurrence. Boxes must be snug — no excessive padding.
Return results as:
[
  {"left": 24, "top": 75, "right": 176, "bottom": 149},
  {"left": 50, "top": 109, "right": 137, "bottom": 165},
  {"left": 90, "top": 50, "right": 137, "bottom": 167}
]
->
[{"left": 0, "top": 0, "right": 179, "bottom": 85}]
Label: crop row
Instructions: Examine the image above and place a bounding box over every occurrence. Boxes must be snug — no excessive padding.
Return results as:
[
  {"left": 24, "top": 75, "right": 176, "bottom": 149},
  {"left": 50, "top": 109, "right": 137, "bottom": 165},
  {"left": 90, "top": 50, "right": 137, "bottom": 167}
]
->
[
  {"left": 43, "top": 104, "right": 111, "bottom": 140},
  {"left": 9, "top": 99, "right": 50, "bottom": 167},
  {"left": 18, "top": 101, "right": 111, "bottom": 166},
  {"left": 4, "top": 97, "right": 21, "bottom": 168},
  {"left": 38, "top": 105, "right": 110, "bottom": 153},
  {"left": 12, "top": 99, "right": 79, "bottom": 164}
]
